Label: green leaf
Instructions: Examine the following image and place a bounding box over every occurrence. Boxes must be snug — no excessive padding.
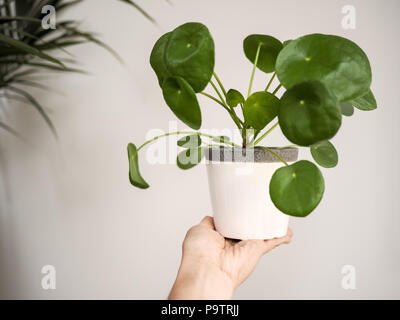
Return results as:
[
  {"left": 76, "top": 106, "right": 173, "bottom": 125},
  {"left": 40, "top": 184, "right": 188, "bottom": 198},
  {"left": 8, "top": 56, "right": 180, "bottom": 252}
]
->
[
  {"left": 54, "top": 25, "right": 124, "bottom": 63},
  {"left": 7, "top": 86, "right": 58, "bottom": 138},
  {"left": 177, "top": 147, "right": 204, "bottom": 170},
  {"left": 3, "top": 69, "right": 39, "bottom": 81},
  {"left": 0, "top": 33, "right": 65, "bottom": 68},
  {"left": 177, "top": 135, "right": 202, "bottom": 148},
  {"left": 12, "top": 79, "right": 52, "bottom": 91},
  {"left": 127, "top": 143, "right": 149, "bottom": 189},
  {"left": 282, "top": 40, "right": 292, "bottom": 47},
  {"left": 4, "top": 61, "right": 86, "bottom": 75},
  {"left": 0, "top": 121, "right": 24, "bottom": 141},
  {"left": 12, "top": 27, "right": 74, "bottom": 57},
  {"left": 212, "top": 135, "right": 231, "bottom": 143},
  {"left": 278, "top": 80, "right": 342, "bottom": 146},
  {"left": 118, "top": 0, "right": 157, "bottom": 24},
  {"left": 57, "top": 0, "right": 84, "bottom": 12},
  {"left": 350, "top": 89, "right": 377, "bottom": 111},
  {"left": 162, "top": 76, "right": 202, "bottom": 130},
  {"left": 165, "top": 22, "right": 215, "bottom": 92},
  {"left": 243, "top": 91, "right": 280, "bottom": 131},
  {"left": 340, "top": 102, "right": 355, "bottom": 117},
  {"left": 269, "top": 160, "right": 325, "bottom": 217},
  {"left": 310, "top": 141, "right": 338, "bottom": 168},
  {"left": 276, "top": 34, "right": 372, "bottom": 102},
  {"left": 226, "top": 89, "right": 245, "bottom": 108},
  {"left": 0, "top": 16, "right": 41, "bottom": 24},
  {"left": 243, "top": 34, "right": 283, "bottom": 73},
  {"left": 150, "top": 32, "right": 171, "bottom": 87}
]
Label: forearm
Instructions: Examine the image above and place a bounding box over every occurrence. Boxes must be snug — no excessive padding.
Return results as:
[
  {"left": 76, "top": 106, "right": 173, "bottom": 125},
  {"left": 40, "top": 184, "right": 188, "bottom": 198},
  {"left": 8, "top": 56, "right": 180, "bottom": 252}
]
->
[{"left": 168, "top": 258, "right": 234, "bottom": 300}]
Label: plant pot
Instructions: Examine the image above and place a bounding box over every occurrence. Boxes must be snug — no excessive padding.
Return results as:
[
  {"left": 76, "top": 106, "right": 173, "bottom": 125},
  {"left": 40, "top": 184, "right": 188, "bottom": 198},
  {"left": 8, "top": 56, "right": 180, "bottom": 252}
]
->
[{"left": 205, "top": 147, "right": 299, "bottom": 240}]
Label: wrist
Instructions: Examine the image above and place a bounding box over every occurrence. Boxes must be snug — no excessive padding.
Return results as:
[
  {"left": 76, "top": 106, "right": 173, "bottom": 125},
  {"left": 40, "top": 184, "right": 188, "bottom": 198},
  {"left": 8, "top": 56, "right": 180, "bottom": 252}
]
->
[{"left": 168, "top": 256, "right": 234, "bottom": 300}]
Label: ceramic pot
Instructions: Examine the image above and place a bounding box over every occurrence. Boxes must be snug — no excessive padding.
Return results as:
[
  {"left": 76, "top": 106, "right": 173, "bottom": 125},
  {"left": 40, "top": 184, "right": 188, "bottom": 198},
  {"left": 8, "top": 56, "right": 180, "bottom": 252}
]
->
[{"left": 205, "top": 147, "right": 298, "bottom": 240}]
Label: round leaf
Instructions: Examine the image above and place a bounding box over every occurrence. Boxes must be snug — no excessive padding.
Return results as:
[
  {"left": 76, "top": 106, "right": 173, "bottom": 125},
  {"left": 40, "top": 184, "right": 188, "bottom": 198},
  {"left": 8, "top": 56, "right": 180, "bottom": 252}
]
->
[
  {"left": 165, "top": 22, "right": 215, "bottom": 92},
  {"left": 150, "top": 32, "right": 171, "bottom": 87},
  {"left": 226, "top": 89, "right": 245, "bottom": 108},
  {"left": 278, "top": 80, "right": 342, "bottom": 146},
  {"left": 127, "top": 143, "right": 149, "bottom": 189},
  {"left": 283, "top": 40, "right": 292, "bottom": 47},
  {"left": 177, "top": 147, "right": 204, "bottom": 170},
  {"left": 162, "top": 76, "right": 202, "bottom": 130},
  {"left": 269, "top": 160, "right": 325, "bottom": 217},
  {"left": 177, "top": 134, "right": 202, "bottom": 148},
  {"left": 340, "top": 102, "right": 354, "bottom": 117},
  {"left": 276, "top": 34, "right": 372, "bottom": 102},
  {"left": 243, "top": 91, "right": 280, "bottom": 130},
  {"left": 350, "top": 89, "right": 377, "bottom": 111},
  {"left": 310, "top": 141, "right": 338, "bottom": 168},
  {"left": 243, "top": 34, "right": 283, "bottom": 73}
]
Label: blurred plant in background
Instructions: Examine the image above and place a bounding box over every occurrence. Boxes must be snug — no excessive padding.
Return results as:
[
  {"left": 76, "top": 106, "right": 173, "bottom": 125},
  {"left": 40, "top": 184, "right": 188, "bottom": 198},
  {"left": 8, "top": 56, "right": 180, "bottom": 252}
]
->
[{"left": 0, "top": 0, "right": 161, "bottom": 138}]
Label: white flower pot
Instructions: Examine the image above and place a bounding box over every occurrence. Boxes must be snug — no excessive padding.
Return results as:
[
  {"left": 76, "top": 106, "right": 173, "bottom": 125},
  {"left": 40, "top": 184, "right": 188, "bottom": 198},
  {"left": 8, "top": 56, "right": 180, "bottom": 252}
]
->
[{"left": 206, "top": 147, "right": 298, "bottom": 240}]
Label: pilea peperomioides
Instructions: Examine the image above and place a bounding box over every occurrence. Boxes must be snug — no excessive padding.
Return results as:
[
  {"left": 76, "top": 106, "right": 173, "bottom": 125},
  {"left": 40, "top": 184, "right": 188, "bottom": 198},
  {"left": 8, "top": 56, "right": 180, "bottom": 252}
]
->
[{"left": 127, "top": 22, "right": 376, "bottom": 218}]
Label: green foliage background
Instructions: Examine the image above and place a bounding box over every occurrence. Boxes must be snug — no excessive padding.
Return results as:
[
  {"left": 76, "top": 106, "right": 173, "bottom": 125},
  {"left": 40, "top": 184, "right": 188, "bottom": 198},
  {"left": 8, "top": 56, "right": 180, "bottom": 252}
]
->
[{"left": 0, "top": 0, "right": 161, "bottom": 137}]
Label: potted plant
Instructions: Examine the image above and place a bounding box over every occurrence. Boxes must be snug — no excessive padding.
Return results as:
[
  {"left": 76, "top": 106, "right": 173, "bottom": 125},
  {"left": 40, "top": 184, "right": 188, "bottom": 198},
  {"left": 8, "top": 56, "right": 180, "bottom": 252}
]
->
[{"left": 127, "top": 22, "right": 377, "bottom": 239}]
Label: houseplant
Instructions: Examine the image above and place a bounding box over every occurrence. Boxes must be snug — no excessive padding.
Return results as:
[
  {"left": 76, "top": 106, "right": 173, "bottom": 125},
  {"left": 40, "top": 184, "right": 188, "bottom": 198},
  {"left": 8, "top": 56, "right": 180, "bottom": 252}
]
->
[
  {"left": 127, "top": 22, "right": 377, "bottom": 239},
  {"left": 0, "top": 0, "right": 160, "bottom": 137},
  {"left": 0, "top": 0, "right": 166, "bottom": 212}
]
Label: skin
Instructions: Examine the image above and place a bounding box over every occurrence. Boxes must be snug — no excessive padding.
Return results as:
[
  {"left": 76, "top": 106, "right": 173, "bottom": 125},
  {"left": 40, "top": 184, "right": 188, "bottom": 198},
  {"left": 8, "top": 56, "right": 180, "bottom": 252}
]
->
[{"left": 168, "top": 216, "right": 293, "bottom": 299}]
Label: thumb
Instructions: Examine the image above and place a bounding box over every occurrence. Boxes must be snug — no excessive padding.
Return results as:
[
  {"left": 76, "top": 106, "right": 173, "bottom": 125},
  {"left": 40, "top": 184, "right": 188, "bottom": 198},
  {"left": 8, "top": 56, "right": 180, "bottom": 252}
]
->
[{"left": 261, "top": 228, "right": 293, "bottom": 254}]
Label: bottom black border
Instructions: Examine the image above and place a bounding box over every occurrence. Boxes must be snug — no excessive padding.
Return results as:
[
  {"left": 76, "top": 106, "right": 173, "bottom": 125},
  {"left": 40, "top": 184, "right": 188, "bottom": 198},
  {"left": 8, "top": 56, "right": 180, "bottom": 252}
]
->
[{"left": 0, "top": 300, "right": 398, "bottom": 318}]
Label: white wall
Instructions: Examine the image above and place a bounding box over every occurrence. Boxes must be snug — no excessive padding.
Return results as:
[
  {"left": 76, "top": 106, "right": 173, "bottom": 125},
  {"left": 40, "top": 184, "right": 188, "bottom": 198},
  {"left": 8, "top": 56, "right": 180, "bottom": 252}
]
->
[{"left": 0, "top": 0, "right": 399, "bottom": 299}]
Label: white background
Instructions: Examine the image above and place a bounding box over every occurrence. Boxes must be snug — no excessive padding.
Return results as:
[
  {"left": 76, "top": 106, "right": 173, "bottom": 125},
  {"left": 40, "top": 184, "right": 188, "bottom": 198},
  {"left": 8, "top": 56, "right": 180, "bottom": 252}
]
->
[{"left": 0, "top": 0, "right": 399, "bottom": 299}]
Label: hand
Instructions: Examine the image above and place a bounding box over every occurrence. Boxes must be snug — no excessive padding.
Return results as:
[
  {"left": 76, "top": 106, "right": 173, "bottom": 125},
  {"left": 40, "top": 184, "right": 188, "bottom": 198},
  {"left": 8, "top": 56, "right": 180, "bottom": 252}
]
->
[{"left": 168, "top": 216, "right": 293, "bottom": 300}]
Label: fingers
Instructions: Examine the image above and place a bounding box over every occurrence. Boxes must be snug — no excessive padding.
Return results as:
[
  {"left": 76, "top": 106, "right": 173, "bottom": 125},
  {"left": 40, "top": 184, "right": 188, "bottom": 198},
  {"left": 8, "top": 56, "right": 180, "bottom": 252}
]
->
[
  {"left": 199, "top": 216, "right": 216, "bottom": 230},
  {"left": 232, "top": 228, "right": 293, "bottom": 256},
  {"left": 261, "top": 228, "right": 293, "bottom": 254}
]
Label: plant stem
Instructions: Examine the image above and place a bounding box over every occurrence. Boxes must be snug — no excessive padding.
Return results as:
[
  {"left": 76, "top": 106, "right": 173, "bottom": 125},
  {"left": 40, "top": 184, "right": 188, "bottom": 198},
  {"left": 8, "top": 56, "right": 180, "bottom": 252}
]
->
[
  {"left": 259, "top": 146, "right": 288, "bottom": 166},
  {"left": 251, "top": 121, "right": 279, "bottom": 146},
  {"left": 247, "top": 42, "right": 262, "bottom": 98},
  {"left": 137, "top": 131, "right": 240, "bottom": 152},
  {"left": 265, "top": 72, "right": 276, "bottom": 92},
  {"left": 199, "top": 92, "right": 228, "bottom": 110},
  {"left": 272, "top": 83, "right": 282, "bottom": 95},
  {"left": 210, "top": 80, "right": 227, "bottom": 106},
  {"left": 213, "top": 72, "right": 227, "bottom": 97},
  {"left": 201, "top": 91, "right": 243, "bottom": 129},
  {"left": 209, "top": 81, "right": 244, "bottom": 129},
  {"left": 241, "top": 127, "right": 247, "bottom": 148}
]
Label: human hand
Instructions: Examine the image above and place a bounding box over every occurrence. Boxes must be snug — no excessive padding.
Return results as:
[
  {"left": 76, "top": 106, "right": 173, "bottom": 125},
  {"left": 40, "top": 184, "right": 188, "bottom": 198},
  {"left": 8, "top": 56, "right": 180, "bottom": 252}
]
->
[{"left": 168, "top": 216, "right": 293, "bottom": 300}]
